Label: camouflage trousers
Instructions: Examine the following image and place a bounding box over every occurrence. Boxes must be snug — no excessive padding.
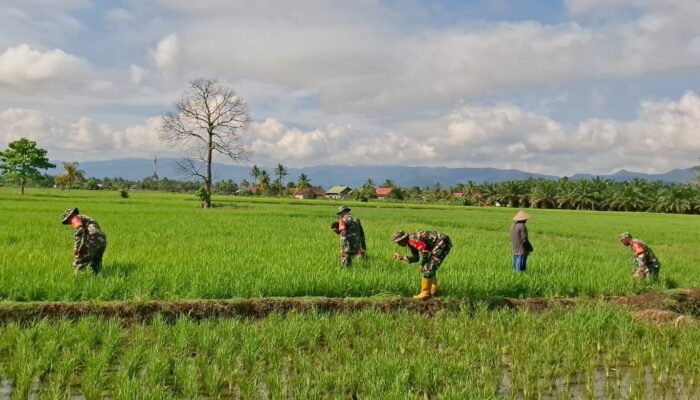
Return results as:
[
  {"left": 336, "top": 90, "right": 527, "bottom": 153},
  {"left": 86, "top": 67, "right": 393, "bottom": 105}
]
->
[
  {"left": 340, "top": 249, "right": 364, "bottom": 267},
  {"left": 73, "top": 242, "right": 106, "bottom": 273},
  {"left": 634, "top": 261, "right": 660, "bottom": 281},
  {"left": 420, "top": 238, "right": 452, "bottom": 278}
]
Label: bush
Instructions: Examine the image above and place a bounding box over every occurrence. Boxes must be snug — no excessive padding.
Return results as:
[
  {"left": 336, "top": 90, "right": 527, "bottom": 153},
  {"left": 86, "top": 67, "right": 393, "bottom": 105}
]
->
[{"left": 119, "top": 189, "right": 129, "bottom": 198}]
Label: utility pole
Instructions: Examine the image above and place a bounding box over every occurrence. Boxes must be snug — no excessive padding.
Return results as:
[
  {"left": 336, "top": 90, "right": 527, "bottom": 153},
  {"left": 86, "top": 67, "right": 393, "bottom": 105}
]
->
[{"left": 152, "top": 155, "right": 159, "bottom": 180}]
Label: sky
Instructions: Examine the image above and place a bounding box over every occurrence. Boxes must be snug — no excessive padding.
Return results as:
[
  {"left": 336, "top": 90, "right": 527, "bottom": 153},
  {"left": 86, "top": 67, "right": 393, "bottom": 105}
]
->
[{"left": 1, "top": 0, "right": 699, "bottom": 175}]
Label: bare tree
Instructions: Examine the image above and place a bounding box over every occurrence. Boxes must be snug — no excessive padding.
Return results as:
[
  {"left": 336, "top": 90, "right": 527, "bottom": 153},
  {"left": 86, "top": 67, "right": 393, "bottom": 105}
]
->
[{"left": 160, "top": 78, "right": 251, "bottom": 208}]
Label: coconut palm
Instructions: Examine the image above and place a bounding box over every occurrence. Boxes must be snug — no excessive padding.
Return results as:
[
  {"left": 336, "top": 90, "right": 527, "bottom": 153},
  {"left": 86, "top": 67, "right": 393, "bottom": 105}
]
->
[
  {"left": 258, "top": 170, "right": 271, "bottom": 195},
  {"left": 57, "top": 162, "right": 86, "bottom": 191},
  {"left": 250, "top": 164, "right": 261, "bottom": 188},
  {"left": 296, "top": 173, "right": 311, "bottom": 188},
  {"left": 274, "top": 163, "right": 288, "bottom": 196}
]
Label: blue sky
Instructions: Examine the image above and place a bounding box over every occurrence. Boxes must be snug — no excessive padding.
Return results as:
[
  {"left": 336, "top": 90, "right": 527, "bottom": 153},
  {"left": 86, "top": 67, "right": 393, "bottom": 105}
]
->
[{"left": 1, "top": 0, "right": 699, "bottom": 175}]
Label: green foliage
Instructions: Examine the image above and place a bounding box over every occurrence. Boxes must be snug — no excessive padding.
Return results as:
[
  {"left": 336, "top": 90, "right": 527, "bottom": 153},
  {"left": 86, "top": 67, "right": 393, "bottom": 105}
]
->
[
  {"left": 119, "top": 189, "right": 129, "bottom": 198},
  {"left": 0, "top": 188, "right": 698, "bottom": 301},
  {"left": 1, "top": 307, "right": 700, "bottom": 397},
  {"left": 0, "top": 137, "right": 55, "bottom": 194}
]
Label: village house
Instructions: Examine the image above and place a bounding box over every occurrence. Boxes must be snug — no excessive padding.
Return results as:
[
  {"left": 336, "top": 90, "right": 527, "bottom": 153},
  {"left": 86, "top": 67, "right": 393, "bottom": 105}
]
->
[
  {"left": 375, "top": 187, "right": 393, "bottom": 200},
  {"left": 325, "top": 185, "right": 352, "bottom": 199},
  {"left": 293, "top": 186, "right": 326, "bottom": 199}
]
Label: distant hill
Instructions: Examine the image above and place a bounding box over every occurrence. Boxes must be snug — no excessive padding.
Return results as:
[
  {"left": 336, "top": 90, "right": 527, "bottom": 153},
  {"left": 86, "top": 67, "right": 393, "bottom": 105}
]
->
[
  {"left": 569, "top": 168, "right": 695, "bottom": 183},
  {"left": 47, "top": 158, "right": 696, "bottom": 188}
]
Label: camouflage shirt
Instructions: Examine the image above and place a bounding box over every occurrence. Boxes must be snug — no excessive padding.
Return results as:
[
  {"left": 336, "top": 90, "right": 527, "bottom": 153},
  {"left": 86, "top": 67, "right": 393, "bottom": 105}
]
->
[
  {"left": 629, "top": 238, "right": 659, "bottom": 270},
  {"left": 73, "top": 215, "right": 107, "bottom": 253},
  {"left": 405, "top": 230, "right": 451, "bottom": 264},
  {"left": 339, "top": 214, "right": 366, "bottom": 252}
]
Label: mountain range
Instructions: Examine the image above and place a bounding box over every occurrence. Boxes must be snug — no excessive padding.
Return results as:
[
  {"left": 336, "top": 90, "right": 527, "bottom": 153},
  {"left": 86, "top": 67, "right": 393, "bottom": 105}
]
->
[{"left": 48, "top": 158, "right": 697, "bottom": 188}]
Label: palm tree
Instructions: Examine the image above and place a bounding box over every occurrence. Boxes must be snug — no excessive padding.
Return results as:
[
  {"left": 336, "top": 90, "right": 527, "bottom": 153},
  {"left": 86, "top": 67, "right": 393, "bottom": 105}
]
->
[
  {"left": 274, "top": 163, "right": 288, "bottom": 196},
  {"left": 655, "top": 184, "right": 694, "bottom": 214},
  {"left": 296, "top": 173, "right": 311, "bottom": 188},
  {"left": 249, "top": 164, "right": 261, "bottom": 194},
  {"left": 382, "top": 179, "right": 395, "bottom": 188},
  {"left": 607, "top": 183, "right": 649, "bottom": 212},
  {"left": 258, "top": 170, "right": 271, "bottom": 196},
  {"left": 57, "top": 162, "right": 86, "bottom": 191},
  {"left": 530, "top": 179, "right": 557, "bottom": 209}
]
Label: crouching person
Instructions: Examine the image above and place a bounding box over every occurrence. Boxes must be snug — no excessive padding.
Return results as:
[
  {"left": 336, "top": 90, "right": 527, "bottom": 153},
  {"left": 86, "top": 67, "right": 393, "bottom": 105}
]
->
[
  {"left": 62, "top": 208, "right": 107, "bottom": 274},
  {"left": 392, "top": 230, "right": 452, "bottom": 300}
]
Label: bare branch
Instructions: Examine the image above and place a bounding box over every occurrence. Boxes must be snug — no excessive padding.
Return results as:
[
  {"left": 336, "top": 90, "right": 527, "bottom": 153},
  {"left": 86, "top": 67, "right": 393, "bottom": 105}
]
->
[
  {"left": 160, "top": 78, "right": 252, "bottom": 207},
  {"left": 175, "top": 158, "right": 207, "bottom": 181}
]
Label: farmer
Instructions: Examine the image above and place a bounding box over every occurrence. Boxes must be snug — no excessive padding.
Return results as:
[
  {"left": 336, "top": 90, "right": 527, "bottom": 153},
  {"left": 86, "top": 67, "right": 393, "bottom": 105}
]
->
[
  {"left": 510, "top": 210, "right": 533, "bottom": 272},
  {"left": 619, "top": 232, "right": 660, "bottom": 280},
  {"left": 62, "top": 208, "right": 107, "bottom": 274},
  {"left": 392, "top": 230, "right": 452, "bottom": 300},
  {"left": 332, "top": 205, "right": 366, "bottom": 267}
]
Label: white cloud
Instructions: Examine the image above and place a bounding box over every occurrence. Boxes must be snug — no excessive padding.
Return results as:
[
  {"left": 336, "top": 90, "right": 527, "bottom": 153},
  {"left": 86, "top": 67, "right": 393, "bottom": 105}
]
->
[
  {"left": 150, "top": 34, "right": 179, "bottom": 76},
  {"left": 0, "top": 109, "right": 174, "bottom": 160},
  {"left": 0, "top": 44, "right": 87, "bottom": 86},
  {"left": 245, "top": 92, "right": 700, "bottom": 174},
  {"left": 130, "top": 65, "right": 145, "bottom": 85}
]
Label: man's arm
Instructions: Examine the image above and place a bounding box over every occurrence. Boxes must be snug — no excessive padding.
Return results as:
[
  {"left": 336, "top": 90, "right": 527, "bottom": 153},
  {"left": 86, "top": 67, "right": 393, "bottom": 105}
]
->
[{"left": 73, "top": 227, "right": 85, "bottom": 255}]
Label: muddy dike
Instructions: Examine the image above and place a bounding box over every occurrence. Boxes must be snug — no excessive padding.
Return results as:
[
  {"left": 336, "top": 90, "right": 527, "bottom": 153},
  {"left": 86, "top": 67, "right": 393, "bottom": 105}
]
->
[{"left": 0, "top": 289, "right": 698, "bottom": 324}]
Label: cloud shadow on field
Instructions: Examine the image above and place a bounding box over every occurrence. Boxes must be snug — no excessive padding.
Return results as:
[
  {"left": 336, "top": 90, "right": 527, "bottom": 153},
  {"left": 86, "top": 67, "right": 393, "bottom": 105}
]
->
[{"left": 101, "top": 262, "right": 139, "bottom": 279}]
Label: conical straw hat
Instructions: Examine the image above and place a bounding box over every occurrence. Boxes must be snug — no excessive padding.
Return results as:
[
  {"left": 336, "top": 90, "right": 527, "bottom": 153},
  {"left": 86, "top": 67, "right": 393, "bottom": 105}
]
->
[{"left": 512, "top": 210, "right": 531, "bottom": 221}]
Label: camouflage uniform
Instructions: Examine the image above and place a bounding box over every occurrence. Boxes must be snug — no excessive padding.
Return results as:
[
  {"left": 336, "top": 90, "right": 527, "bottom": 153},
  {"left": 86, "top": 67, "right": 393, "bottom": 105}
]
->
[
  {"left": 72, "top": 215, "right": 107, "bottom": 273},
  {"left": 628, "top": 238, "right": 660, "bottom": 281},
  {"left": 403, "top": 231, "right": 452, "bottom": 278},
  {"left": 338, "top": 214, "right": 366, "bottom": 267}
]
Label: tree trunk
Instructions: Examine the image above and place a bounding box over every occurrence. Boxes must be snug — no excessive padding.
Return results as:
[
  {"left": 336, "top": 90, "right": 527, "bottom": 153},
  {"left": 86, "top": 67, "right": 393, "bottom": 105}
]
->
[
  {"left": 20, "top": 178, "right": 25, "bottom": 195},
  {"left": 204, "top": 135, "right": 213, "bottom": 208}
]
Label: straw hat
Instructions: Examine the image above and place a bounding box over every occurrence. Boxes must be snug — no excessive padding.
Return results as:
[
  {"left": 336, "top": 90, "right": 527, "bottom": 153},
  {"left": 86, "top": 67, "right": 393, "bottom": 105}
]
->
[{"left": 512, "top": 210, "right": 530, "bottom": 221}]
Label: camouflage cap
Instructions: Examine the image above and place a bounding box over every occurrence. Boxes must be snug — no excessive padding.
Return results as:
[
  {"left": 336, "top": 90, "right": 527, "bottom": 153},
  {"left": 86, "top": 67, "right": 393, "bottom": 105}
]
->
[
  {"left": 336, "top": 205, "right": 351, "bottom": 215},
  {"left": 392, "top": 230, "right": 409, "bottom": 243},
  {"left": 619, "top": 232, "right": 632, "bottom": 240},
  {"left": 61, "top": 208, "right": 79, "bottom": 224}
]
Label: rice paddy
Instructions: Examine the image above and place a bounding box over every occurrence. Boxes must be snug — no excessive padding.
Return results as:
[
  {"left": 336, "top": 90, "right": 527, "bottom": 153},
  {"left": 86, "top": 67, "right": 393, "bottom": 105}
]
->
[
  {"left": 1, "top": 187, "right": 699, "bottom": 399},
  {"left": 1, "top": 188, "right": 699, "bottom": 301}
]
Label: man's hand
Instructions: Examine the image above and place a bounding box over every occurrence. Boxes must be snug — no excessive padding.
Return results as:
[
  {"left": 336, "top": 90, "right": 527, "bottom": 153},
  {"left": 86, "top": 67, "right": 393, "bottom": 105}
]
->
[{"left": 393, "top": 252, "right": 406, "bottom": 262}]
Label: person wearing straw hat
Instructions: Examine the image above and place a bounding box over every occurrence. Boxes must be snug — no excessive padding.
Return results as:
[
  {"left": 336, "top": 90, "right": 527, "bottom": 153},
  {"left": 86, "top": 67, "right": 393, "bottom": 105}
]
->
[
  {"left": 332, "top": 205, "right": 366, "bottom": 267},
  {"left": 619, "top": 232, "right": 660, "bottom": 280},
  {"left": 510, "top": 210, "right": 532, "bottom": 272},
  {"left": 61, "top": 208, "right": 107, "bottom": 274},
  {"left": 392, "top": 230, "right": 452, "bottom": 300}
]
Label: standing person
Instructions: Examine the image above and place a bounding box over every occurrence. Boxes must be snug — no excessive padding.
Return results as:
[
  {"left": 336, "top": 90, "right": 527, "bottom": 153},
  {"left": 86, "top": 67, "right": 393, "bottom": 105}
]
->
[
  {"left": 619, "top": 232, "right": 660, "bottom": 280},
  {"left": 333, "top": 205, "right": 366, "bottom": 267},
  {"left": 510, "top": 210, "right": 532, "bottom": 272},
  {"left": 392, "top": 230, "right": 452, "bottom": 300},
  {"left": 62, "top": 208, "right": 107, "bottom": 274}
]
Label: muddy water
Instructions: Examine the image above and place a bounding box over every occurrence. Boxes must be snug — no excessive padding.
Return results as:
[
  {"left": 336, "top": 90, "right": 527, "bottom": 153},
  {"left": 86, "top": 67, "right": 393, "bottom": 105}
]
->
[
  {"left": 1, "top": 370, "right": 698, "bottom": 399},
  {"left": 497, "top": 361, "right": 700, "bottom": 399}
]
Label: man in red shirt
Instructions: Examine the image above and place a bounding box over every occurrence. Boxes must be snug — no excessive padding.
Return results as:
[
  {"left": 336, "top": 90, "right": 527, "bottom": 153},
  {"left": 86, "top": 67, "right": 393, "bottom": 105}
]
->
[{"left": 619, "top": 232, "right": 660, "bottom": 280}]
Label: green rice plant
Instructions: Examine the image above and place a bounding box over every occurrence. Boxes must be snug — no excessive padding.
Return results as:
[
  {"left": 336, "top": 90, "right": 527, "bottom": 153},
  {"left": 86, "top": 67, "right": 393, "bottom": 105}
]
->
[{"left": 1, "top": 187, "right": 698, "bottom": 302}]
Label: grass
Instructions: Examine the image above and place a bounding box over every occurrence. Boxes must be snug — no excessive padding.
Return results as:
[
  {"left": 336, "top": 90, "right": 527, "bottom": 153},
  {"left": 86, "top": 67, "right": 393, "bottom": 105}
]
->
[
  {"left": 0, "top": 306, "right": 699, "bottom": 399},
  {"left": 1, "top": 187, "right": 699, "bottom": 301}
]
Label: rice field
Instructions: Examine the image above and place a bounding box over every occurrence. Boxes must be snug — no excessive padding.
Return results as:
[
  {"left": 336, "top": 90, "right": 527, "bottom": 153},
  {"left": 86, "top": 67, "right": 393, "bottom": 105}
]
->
[
  {"left": 0, "top": 306, "right": 699, "bottom": 399},
  {"left": 1, "top": 187, "right": 699, "bottom": 301},
  {"left": 2, "top": 187, "right": 700, "bottom": 399}
]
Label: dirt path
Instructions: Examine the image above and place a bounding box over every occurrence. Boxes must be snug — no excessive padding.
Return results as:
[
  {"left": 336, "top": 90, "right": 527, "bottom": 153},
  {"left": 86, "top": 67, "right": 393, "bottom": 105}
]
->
[{"left": 0, "top": 289, "right": 698, "bottom": 324}]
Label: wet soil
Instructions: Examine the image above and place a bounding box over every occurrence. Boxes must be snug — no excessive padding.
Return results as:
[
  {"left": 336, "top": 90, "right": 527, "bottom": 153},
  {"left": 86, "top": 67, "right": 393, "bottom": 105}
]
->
[{"left": 0, "top": 289, "right": 698, "bottom": 324}]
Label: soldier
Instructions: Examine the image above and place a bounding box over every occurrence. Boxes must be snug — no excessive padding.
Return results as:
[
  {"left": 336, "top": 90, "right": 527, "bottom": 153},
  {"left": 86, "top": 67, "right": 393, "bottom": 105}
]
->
[
  {"left": 332, "top": 205, "right": 366, "bottom": 267},
  {"left": 619, "top": 232, "right": 660, "bottom": 280},
  {"left": 62, "top": 208, "right": 107, "bottom": 274},
  {"left": 392, "top": 230, "right": 452, "bottom": 300}
]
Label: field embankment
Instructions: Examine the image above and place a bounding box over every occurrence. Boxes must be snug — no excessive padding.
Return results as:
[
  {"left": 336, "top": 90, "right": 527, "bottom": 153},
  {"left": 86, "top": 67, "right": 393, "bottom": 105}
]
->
[{"left": 1, "top": 289, "right": 699, "bottom": 324}]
